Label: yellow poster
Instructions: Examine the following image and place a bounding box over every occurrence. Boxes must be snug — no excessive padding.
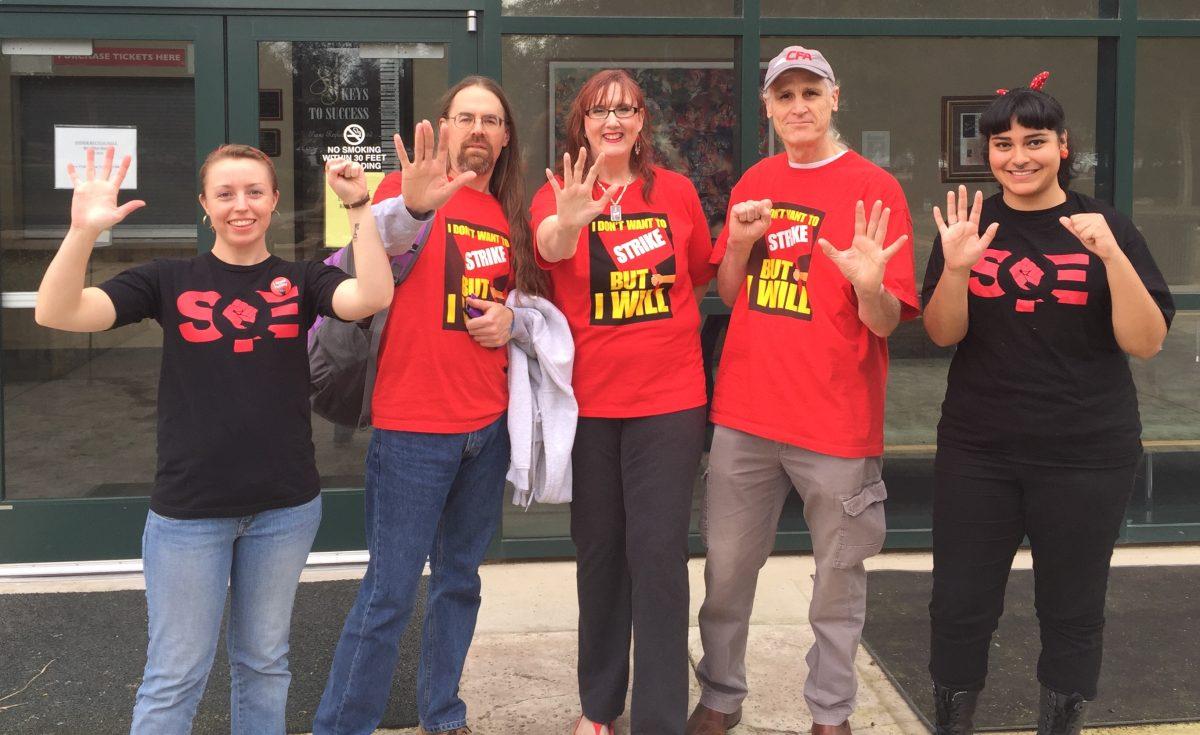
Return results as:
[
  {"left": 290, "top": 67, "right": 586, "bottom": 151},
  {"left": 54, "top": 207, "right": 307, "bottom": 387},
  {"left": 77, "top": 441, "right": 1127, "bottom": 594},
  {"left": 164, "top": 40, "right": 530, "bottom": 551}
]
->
[{"left": 324, "top": 171, "right": 387, "bottom": 248}]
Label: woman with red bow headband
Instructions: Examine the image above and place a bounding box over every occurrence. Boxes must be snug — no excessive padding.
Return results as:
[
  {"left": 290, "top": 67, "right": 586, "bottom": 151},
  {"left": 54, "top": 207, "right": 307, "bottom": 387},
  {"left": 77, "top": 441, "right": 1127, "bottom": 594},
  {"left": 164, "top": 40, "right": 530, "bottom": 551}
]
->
[{"left": 920, "top": 73, "right": 1175, "bottom": 735}]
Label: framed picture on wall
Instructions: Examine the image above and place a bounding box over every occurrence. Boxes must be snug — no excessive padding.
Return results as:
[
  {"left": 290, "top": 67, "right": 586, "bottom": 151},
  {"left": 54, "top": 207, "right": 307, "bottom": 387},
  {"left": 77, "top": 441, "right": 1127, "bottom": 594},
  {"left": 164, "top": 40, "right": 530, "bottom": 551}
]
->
[
  {"left": 548, "top": 61, "right": 737, "bottom": 228},
  {"left": 259, "top": 128, "right": 281, "bottom": 157},
  {"left": 941, "top": 96, "right": 994, "bottom": 182},
  {"left": 259, "top": 89, "right": 283, "bottom": 121}
]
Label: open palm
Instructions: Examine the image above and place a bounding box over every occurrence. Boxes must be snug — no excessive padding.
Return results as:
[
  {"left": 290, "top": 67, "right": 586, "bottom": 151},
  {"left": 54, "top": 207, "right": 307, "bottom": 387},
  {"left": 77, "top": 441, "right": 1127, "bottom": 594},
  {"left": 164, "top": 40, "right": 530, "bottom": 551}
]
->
[
  {"left": 68, "top": 146, "right": 145, "bottom": 233},
  {"left": 819, "top": 200, "right": 908, "bottom": 293},
  {"left": 546, "top": 148, "right": 617, "bottom": 231},
  {"left": 394, "top": 120, "right": 476, "bottom": 214},
  {"left": 933, "top": 186, "right": 998, "bottom": 274}
]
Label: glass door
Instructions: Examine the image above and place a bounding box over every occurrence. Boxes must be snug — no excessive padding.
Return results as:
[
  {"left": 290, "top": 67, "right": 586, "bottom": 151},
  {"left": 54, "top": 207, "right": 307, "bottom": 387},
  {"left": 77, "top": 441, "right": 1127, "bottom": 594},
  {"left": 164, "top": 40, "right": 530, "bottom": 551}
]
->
[
  {"left": 0, "top": 13, "right": 224, "bottom": 563},
  {"left": 0, "top": 12, "right": 476, "bottom": 563},
  {"left": 225, "top": 16, "right": 477, "bottom": 553}
]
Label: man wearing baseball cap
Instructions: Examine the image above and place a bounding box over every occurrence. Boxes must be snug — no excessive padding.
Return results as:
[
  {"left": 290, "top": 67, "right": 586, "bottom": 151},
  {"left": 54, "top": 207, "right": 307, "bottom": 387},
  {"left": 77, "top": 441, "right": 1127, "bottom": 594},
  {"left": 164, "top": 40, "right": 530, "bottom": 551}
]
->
[{"left": 687, "top": 46, "right": 918, "bottom": 735}]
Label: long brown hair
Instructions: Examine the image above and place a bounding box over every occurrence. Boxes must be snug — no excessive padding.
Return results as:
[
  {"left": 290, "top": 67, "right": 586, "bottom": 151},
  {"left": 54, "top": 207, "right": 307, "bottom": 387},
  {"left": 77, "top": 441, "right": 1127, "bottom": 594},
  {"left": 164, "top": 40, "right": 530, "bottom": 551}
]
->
[
  {"left": 564, "top": 69, "right": 657, "bottom": 201},
  {"left": 438, "top": 76, "right": 547, "bottom": 298}
]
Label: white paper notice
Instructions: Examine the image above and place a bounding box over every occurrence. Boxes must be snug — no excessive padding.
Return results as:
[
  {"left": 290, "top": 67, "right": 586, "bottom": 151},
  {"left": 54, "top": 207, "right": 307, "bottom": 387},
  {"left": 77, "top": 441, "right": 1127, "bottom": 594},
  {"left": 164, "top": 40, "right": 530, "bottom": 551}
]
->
[{"left": 54, "top": 125, "right": 138, "bottom": 189}]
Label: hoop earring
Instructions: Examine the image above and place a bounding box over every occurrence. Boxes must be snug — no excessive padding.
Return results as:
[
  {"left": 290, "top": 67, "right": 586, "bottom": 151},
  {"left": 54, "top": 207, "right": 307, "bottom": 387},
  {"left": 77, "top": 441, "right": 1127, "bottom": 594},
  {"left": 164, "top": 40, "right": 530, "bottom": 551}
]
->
[
  {"left": 272, "top": 209, "right": 279, "bottom": 216},
  {"left": 202, "top": 214, "right": 214, "bottom": 232}
]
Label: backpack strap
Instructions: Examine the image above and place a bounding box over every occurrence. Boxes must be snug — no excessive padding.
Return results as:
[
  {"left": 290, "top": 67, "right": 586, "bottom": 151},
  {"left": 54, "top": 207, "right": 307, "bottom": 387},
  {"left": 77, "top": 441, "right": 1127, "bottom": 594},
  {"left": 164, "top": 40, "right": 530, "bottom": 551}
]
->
[{"left": 357, "top": 218, "right": 434, "bottom": 428}]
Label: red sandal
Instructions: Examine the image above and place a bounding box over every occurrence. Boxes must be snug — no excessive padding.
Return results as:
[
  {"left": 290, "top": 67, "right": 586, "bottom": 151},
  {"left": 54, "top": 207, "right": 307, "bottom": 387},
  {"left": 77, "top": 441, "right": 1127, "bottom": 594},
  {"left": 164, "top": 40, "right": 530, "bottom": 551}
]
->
[{"left": 574, "top": 716, "right": 616, "bottom": 735}]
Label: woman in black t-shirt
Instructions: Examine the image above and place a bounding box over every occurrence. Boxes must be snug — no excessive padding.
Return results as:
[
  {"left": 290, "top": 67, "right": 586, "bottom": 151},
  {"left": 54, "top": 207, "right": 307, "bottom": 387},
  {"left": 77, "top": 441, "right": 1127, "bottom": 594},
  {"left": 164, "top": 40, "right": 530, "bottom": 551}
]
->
[
  {"left": 920, "top": 76, "right": 1174, "bottom": 735},
  {"left": 35, "top": 144, "right": 394, "bottom": 734}
]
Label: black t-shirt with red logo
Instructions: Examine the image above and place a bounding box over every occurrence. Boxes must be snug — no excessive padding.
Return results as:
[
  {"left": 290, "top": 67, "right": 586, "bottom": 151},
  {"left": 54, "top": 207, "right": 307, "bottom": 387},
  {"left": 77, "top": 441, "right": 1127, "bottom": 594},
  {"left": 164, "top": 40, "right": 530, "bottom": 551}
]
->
[
  {"left": 99, "top": 252, "right": 350, "bottom": 518},
  {"left": 922, "top": 191, "right": 1175, "bottom": 467}
]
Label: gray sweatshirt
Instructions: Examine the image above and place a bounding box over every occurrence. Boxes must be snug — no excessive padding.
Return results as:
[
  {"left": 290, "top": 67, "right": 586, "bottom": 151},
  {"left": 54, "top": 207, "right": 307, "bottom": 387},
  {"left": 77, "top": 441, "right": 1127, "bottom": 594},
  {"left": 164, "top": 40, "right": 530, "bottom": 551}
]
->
[{"left": 507, "top": 291, "right": 577, "bottom": 508}]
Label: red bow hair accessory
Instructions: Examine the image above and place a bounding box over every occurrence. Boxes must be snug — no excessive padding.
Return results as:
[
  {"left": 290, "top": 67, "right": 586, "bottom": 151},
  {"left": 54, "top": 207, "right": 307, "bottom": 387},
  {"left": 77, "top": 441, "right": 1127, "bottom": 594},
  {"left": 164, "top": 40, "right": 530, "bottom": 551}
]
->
[{"left": 996, "top": 70, "right": 1051, "bottom": 95}]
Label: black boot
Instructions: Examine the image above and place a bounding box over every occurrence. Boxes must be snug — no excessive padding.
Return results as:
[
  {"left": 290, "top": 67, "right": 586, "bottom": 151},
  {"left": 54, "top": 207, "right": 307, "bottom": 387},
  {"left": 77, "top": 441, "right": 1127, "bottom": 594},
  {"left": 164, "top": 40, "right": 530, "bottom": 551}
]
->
[
  {"left": 932, "top": 683, "right": 980, "bottom": 735},
  {"left": 1037, "top": 685, "right": 1088, "bottom": 735}
]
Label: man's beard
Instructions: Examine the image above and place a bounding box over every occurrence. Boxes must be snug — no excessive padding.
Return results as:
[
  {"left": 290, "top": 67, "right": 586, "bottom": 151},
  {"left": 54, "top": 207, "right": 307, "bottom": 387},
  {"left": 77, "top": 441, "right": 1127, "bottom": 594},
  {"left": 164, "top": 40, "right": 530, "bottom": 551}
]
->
[{"left": 456, "top": 137, "right": 495, "bottom": 176}]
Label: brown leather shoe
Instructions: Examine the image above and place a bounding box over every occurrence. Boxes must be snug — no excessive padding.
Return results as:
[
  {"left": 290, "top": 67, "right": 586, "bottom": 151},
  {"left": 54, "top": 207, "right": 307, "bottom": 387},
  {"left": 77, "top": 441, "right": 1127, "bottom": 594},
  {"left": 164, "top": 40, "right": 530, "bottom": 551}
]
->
[
  {"left": 417, "top": 726, "right": 473, "bottom": 735},
  {"left": 685, "top": 703, "right": 742, "bottom": 735},
  {"left": 811, "top": 721, "right": 852, "bottom": 735}
]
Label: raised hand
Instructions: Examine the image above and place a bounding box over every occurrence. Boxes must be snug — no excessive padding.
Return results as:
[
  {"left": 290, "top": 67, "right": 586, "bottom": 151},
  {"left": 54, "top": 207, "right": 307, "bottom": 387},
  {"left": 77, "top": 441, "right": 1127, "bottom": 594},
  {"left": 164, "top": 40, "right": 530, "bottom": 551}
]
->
[
  {"left": 727, "top": 199, "right": 773, "bottom": 255},
  {"left": 818, "top": 200, "right": 909, "bottom": 294},
  {"left": 545, "top": 148, "right": 618, "bottom": 232},
  {"left": 395, "top": 120, "right": 477, "bottom": 214},
  {"left": 325, "top": 158, "right": 367, "bottom": 204},
  {"left": 1059, "top": 213, "right": 1120, "bottom": 262},
  {"left": 933, "top": 185, "right": 998, "bottom": 275},
  {"left": 68, "top": 146, "right": 145, "bottom": 234}
]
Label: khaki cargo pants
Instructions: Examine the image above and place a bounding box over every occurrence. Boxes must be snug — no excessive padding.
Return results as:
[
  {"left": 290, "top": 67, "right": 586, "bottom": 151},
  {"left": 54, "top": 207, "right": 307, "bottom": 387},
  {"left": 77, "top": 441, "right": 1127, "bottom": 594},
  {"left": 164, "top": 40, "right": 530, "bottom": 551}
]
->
[{"left": 695, "top": 425, "right": 888, "bottom": 726}]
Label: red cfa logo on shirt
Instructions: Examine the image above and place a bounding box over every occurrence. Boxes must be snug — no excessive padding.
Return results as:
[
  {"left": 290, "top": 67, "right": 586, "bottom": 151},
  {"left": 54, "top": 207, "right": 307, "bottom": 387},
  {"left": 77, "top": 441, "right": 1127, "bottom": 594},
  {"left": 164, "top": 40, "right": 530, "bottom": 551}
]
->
[
  {"left": 177, "top": 276, "right": 301, "bottom": 352},
  {"left": 970, "top": 248, "right": 1090, "bottom": 313}
]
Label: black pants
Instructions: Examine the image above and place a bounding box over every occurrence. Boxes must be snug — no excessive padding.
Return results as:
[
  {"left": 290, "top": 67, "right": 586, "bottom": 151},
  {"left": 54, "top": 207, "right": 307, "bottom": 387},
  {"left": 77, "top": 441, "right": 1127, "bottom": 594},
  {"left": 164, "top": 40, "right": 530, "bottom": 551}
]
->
[
  {"left": 571, "top": 406, "right": 706, "bottom": 735},
  {"left": 928, "top": 446, "right": 1137, "bottom": 700}
]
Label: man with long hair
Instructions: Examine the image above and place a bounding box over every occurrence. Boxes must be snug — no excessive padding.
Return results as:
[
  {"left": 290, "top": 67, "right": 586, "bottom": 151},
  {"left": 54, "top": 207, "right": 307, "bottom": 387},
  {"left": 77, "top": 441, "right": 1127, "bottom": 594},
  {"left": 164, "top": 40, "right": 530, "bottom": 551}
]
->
[{"left": 314, "top": 76, "right": 545, "bottom": 735}]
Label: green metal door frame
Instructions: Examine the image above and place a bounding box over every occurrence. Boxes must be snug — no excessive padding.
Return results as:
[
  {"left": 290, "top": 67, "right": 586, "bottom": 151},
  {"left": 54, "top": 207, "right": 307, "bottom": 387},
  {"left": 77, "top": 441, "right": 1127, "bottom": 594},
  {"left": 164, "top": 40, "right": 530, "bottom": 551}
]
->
[
  {"left": 0, "top": 10, "right": 480, "bottom": 563},
  {"left": 223, "top": 14, "right": 479, "bottom": 555},
  {"left": 225, "top": 15, "right": 477, "bottom": 148},
  {"left": 0, "top": 11, "right": 225, "bottom": 563}
]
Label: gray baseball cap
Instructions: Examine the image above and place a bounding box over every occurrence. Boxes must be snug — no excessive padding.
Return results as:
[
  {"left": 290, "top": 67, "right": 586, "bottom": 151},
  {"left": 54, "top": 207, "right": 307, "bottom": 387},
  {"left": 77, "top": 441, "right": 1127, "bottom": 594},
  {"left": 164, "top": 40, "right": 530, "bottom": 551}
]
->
[{"left": 763, "top": 46, "right": 836, "bottom": 91}]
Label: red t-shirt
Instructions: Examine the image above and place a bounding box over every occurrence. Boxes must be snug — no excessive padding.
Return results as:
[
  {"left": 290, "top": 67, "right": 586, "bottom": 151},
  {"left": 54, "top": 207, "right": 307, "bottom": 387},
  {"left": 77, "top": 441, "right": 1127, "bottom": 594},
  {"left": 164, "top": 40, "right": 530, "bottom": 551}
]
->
[
  {"left": 371, "top": 172, "right": 511, "bottom": 433},
  {"left": 531, "top": 166, "right": 715, "bottom": 418},
  {"left": 709, "top": 151, "right": 919, "bottom": 457}
]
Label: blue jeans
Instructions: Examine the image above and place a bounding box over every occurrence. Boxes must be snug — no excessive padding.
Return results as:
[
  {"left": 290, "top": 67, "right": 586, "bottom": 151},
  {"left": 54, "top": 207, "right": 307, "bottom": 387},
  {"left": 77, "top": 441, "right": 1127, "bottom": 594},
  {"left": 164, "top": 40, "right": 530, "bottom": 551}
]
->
[
  {"left": 314, "top": 416, "right": 509, "bottom": 735},
  {"left": 130, "top": 495, "right": 322, "bottom": 735}
]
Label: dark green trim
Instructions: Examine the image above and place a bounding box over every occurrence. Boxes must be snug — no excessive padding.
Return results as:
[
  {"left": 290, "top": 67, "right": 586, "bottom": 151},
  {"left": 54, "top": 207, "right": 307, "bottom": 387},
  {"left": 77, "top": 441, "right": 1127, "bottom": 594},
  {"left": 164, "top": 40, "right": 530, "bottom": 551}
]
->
[
  {"left": 310, "top": 489, "right": 368, "bottom": 551},
  {"left": 1112, "top": 0, "right": 1138, "bottom": 215},
  {"left": 1094, "top": 37, "right": 1118, "bottom": 205},
  {"left": 1121, "top": 523, "right": 1200, "bottom": 543},
  {"left": 4, "top": 491, "right": 1196, "bottom": 563},
  {"left": 499, "top": 17, "right": 745, "bottom": 35},
  {"left": 0, "top": 498, "right": 151, "bottom": 563},
  {"left": 1172, "top": 294, "right": 1200, "bottom": 310},
  {"left": 3, "top": 0, "right": 481, "bottom": 11},
  {"left": 738, "top": 0, "right": 761, "bottom": 176},
  {"left": 195, "top": 16, "right": 225, "bottom": 252},
  {"left": 0, "top": 491, "right": 357, "bottom": 562},
  {"left": 480, "top": 0, "right": 503, "bottom": 80},
  {"left": 754, "top": 18, "right": 1124, "bottom": 37},
  {"left": 1134, "top": 20, "right": 1200, "bottom": 35}
]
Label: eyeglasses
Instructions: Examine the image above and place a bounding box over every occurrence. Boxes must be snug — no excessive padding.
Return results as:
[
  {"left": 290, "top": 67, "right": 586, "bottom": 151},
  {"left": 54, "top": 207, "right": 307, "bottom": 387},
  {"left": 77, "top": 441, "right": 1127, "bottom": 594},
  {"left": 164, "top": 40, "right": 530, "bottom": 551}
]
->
[
  {"left": 585, "top": 105, "right": 640, "bottom": 120},
  {"left": 450, "top": 112, "right": 505, "bottom": 130}
]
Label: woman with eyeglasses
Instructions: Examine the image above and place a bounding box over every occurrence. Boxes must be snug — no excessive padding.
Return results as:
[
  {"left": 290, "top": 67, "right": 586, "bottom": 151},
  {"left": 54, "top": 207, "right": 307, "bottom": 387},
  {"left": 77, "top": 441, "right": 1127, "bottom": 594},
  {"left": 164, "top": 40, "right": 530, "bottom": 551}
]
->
[{"left": 532, "top": 69, "right": 715, "bottom": 735}]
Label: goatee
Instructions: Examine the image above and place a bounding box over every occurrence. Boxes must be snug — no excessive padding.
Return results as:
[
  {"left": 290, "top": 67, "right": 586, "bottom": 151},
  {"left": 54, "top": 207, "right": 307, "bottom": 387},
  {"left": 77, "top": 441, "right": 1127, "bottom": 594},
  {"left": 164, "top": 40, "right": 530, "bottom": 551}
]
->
[{"left": 457, "top": 141, "right": 495, "bottom": 176}]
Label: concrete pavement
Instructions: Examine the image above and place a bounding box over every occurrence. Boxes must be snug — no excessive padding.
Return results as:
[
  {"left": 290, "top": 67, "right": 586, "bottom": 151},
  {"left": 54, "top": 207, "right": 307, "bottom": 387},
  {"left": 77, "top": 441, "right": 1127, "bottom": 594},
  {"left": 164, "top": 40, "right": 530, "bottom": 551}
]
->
[
  {"left": 2, "top": 546, "right": 1196, "bottom": 734},
  {"left": 353, "top": 545, "right": 1199, "bottom": 735}
]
